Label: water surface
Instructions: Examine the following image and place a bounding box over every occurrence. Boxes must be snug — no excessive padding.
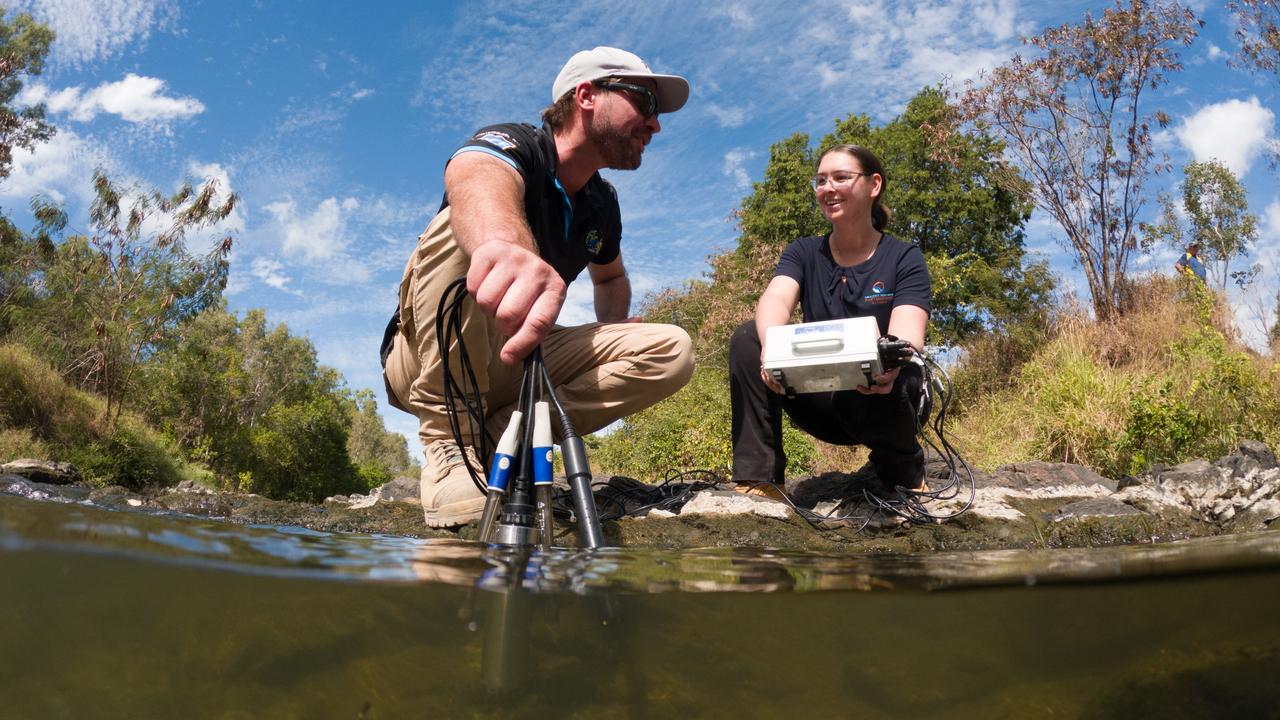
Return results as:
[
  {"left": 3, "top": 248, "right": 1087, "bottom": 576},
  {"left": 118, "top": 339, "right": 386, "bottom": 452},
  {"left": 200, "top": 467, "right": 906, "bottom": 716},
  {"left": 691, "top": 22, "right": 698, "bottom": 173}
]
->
[{"left": 3, "top": 493, "right": 1278, "bottom": 719}]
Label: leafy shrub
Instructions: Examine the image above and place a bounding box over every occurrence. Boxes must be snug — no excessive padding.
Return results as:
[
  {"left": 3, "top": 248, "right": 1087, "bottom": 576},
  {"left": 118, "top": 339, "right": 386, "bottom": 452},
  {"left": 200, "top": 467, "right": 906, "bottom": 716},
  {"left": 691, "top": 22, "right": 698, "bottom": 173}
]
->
[
  {"left": 1113, "top": 324, "right": 1280, "bottom": 475},
  {"left": 140, "top": 306, "right": 407, "bottom": 497},
  {"left": 68, "top": 424, "right": 184, "bottom": 490},
  {"left": 1118, "top": 380, "right": 1207, "bottom": 475},
  {"left": 355, "top": 461, "right": 392, "bottom": 491},
  {"left": 247, "top": 399, "right": 365, "bottom": 502}
]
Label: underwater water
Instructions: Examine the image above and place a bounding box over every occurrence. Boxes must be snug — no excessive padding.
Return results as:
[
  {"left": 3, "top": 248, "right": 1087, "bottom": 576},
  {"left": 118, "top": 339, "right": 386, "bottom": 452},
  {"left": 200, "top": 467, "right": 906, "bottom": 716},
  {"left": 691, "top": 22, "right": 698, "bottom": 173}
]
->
[{"left": 2, "top": 493, "right": 1279, "bottom": 719}]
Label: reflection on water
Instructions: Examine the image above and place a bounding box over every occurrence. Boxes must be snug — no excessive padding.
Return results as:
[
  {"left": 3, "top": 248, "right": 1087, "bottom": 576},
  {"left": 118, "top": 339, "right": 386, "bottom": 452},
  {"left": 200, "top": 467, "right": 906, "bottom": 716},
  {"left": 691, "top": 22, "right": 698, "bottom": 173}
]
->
[{"left": 2, "top": 494, "right": 1279, "bottom": 718}]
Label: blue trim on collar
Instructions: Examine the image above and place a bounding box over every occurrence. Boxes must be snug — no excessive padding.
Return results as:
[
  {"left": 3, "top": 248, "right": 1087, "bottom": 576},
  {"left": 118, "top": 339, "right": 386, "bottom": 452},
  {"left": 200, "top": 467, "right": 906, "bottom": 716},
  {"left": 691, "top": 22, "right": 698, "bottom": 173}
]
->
[{"left": 552, "top": 176, "right": 572, "bottom": 244}]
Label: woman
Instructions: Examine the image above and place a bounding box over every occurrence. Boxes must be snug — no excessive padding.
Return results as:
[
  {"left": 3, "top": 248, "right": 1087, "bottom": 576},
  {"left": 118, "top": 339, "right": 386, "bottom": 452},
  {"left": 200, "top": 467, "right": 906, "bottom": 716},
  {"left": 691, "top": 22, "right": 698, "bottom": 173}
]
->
[{"left": 729, "top": 144, "right": 931, "bottom": 495}]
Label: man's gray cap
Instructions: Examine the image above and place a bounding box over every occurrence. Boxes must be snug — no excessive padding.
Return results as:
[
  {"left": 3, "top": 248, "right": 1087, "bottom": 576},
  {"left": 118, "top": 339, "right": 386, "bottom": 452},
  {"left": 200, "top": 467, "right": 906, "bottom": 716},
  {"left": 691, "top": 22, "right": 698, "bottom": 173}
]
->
[{"left": 552, "top": 46, "right": 690, "bottom": 114}]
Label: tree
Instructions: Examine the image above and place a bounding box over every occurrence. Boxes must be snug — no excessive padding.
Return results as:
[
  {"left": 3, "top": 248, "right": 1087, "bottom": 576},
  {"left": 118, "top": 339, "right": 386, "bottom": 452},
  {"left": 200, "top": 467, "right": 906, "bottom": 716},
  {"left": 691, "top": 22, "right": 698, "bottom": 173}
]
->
[
  {"left": 0, "top": 212, "right": 41, "bottom": 336},
  {"left": 249, "top": 395, "right": 363, "bottom": 503},
  {"left": 1271, "top": 289, "right": 1280, "bottom": 348},
  {"left": 1143, "top": 160, "right": 1259, "bottom": 288},
  {"left": 0, "top": 9, "right": 54, "bottom": 334},
  {"left": 20, "top": 171, "right": 236, "bottom": 423},
  {"left": 140, "top": 305, "right": 407, "bottom": 499},
  {"left": 1182, "top": 160, "right": 1258, "bottom": 288},
  {"left": 346, "top": 388, "right": 411, "bottom": 481},
  {"left": 142, "top": 305, "right": 333, "bottom": 471},
  {"left": 1227, "top": 0, "right": 1280, "bottom": 73},
  {"left": 0, "top": 9, "right": 53, "bottom": 182},
  {"left": 955, "top": 0, "right": 1200, "bottom": 319}
]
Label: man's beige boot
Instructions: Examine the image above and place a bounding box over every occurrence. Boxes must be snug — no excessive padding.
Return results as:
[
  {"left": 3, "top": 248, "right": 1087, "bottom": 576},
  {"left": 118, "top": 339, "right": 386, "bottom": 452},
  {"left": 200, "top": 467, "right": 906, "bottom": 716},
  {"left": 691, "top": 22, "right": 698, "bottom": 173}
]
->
[{"left": 421, "top": 440, "right": 488, "bottom": 528}]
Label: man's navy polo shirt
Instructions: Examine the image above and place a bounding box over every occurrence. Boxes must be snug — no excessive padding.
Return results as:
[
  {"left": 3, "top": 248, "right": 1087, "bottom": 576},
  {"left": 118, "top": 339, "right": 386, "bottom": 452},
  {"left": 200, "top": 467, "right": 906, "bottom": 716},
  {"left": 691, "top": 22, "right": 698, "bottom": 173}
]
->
[{"left": 444, "top": 122, "right": 622, "bottom": 284}]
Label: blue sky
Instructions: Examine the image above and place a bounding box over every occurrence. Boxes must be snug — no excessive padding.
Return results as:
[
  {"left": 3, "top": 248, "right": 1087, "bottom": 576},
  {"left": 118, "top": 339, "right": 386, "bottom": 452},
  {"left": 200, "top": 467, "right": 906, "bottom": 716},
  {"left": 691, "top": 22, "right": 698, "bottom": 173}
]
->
[{"left": 4, "top": 0, "right": 1277, "bottom": 461}]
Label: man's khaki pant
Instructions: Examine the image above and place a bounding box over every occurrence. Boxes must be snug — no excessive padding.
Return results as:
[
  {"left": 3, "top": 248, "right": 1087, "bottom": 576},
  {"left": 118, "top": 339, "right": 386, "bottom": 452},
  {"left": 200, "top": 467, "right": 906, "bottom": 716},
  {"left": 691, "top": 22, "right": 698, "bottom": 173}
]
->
[{"left": 384, "top": 207, "right": 694, "bottom": 451}]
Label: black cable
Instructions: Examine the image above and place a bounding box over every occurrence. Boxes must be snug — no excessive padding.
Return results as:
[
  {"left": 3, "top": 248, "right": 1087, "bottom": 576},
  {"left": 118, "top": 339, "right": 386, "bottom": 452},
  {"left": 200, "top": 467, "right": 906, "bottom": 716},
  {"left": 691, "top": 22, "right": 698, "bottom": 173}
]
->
[
  {"left": 860, "top": 352, "right": 975, "bottom": 524},
  {"left": 436, "top": 277, "right": 495, "bottom": 494},
  {"left": 537, "top": 351, "right": 567, "bottom": 424}
]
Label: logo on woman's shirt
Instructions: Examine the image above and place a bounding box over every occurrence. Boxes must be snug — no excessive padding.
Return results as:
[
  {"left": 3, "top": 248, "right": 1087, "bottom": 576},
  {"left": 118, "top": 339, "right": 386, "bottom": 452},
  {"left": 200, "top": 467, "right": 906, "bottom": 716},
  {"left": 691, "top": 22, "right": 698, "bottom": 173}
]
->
[{"left": 865, "top": 280, "right": 894, "bottom": 305}]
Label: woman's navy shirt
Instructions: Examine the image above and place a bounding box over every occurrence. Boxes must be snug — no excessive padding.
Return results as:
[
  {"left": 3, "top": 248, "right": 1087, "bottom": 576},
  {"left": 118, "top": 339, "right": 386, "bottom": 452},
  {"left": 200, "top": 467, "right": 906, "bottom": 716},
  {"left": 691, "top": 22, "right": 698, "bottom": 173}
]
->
[{"left": 774, "top": 233, "right": 931, "bottom": 335}]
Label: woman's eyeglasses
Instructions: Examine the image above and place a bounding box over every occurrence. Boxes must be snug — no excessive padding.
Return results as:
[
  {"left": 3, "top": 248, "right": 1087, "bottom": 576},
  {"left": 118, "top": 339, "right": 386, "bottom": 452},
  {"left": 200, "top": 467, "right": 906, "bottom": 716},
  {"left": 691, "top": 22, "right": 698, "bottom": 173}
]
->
[
  {"left": 594, "top": 80, "right": 659, "bottom": 119},
  {"left": 810, "top": 171, "right": 872, "bottom": 190}
]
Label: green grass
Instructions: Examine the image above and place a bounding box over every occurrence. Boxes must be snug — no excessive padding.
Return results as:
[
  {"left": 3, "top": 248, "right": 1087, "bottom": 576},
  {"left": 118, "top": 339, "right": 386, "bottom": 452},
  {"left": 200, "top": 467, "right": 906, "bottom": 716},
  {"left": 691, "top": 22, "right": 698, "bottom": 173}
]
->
[
  {"left": 0, "top": 342, "right": 212, "bottom": 490},
  {"left": 949, "top": 276, "right": 1280, "bottom": 477}
]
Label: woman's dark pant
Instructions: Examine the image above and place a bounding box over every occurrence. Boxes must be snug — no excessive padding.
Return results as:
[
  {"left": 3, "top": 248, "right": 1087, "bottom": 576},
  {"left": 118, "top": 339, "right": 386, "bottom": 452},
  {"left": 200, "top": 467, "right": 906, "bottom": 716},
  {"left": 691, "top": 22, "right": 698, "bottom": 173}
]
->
[{"left": 729, "top": 320, "right": 925, "bottom": 489}]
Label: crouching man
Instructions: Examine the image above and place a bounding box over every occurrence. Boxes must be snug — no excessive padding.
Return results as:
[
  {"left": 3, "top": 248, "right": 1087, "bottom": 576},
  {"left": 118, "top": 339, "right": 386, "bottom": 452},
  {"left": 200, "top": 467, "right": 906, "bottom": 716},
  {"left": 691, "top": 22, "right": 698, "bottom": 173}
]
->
[{"left": 383, "top": 47, "right": 694, "bottom": 527}]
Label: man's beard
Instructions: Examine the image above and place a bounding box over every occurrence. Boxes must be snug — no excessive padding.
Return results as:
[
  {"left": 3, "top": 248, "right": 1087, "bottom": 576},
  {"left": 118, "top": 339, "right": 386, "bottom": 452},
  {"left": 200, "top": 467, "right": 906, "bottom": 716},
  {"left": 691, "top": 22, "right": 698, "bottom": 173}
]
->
[{"left": 589, "top": 117, "right": 643, "bottom": 170}]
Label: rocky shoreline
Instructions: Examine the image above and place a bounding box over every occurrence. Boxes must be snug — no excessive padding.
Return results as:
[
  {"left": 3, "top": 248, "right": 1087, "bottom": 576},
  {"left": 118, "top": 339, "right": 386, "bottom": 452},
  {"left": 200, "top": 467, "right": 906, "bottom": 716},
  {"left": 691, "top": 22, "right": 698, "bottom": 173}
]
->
[{"left": 3, "top": 441, "right": 1278, "bottom": 552}]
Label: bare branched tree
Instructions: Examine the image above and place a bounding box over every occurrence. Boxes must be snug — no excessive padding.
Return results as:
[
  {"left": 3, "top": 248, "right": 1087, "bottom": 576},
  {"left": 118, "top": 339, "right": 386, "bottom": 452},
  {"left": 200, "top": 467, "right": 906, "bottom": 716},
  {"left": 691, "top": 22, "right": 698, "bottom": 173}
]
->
[
  {"left": 1227, "top": 0, "right": 1280, "bottom": 73},
  {"left": 954, "top": 0, "right": 1200, "bottom": 319}
]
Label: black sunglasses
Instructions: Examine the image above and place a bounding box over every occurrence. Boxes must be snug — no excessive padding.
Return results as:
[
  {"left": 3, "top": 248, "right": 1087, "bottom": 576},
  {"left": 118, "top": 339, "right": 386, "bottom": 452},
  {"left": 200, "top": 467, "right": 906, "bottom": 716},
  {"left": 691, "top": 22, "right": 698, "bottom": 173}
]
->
[{"left": 593, "top": 80, "right": 659, "bottom": 118}]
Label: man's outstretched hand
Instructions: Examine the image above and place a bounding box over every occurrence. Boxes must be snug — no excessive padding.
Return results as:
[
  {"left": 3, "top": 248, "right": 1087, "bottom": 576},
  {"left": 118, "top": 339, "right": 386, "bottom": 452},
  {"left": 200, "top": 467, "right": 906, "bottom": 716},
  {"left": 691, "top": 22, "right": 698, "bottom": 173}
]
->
[{"left": 466, "top": 241, "right": 567, "bottom": 364}]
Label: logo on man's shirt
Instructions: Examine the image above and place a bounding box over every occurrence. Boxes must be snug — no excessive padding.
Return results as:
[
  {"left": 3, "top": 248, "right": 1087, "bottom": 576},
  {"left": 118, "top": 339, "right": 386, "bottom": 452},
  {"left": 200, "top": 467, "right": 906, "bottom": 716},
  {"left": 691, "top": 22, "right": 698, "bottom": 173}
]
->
[
  {"left": 474, "top": 130, "right": 517, "bottom": 151},
  {"left": 585, "top": 229, "right": 602, "bottom": 256}
]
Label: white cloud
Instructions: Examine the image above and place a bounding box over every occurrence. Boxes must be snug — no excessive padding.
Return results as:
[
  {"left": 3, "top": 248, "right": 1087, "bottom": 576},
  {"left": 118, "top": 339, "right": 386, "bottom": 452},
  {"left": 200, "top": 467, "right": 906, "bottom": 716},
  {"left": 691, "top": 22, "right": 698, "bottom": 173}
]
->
[
  {"left": 0, "top": 127, "right": 108, "bottom": 206},
  {"left": 558, "top": 274, "right": 597, "bottom": 326},
  {"left": 270, "top": 294, "right": 388, "bottom": 329},
  {"left": 413, "top": 0, "right": 1028, "bottom": 133},
  {"left": 970, "top": 0, "right": 1018, "bottom": 41},
  {"left": 1175, "top": 97, "right": 1276, "bottom": 177},
  {"left": 817, "top": 63, "right": 843, "bottom": 89},
  {"left": 723, "top": 148, "right": 755, "bottom": 189},
  {"left": 1266, "top": 199, "right": 1280, "bottom": 240},
  {"left": 846, "top": 0, "right": 885, "bottom": 23},
  {"left": 21, "top": 74, "right": 205, "bottom": 124},
  {"left": 250, "top": 257, "right": 299, "bottom": 294},
  {"left": 706, "top": 103, "right": 748, "bottom": 128},
  {"left": 265, "top": 196, "right": 359, "bottom": 261},
  {"left": 906, "top": 45, "right": 1008, "bottom": 86},
  {"left": 222, "top": 265, "right": 248, "bottom": 296},
  {"left": 277, "top": 97, "right": 348, "bottom": 137},
  {"left": 10, "top": 0, "right": 179, "bottom": 67},
  {"left": 1206, "top": 43, "right": 1225, "bottom": 61},
  {"left": 711, "top": 3, "right": 755, "bottom": 30}
]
